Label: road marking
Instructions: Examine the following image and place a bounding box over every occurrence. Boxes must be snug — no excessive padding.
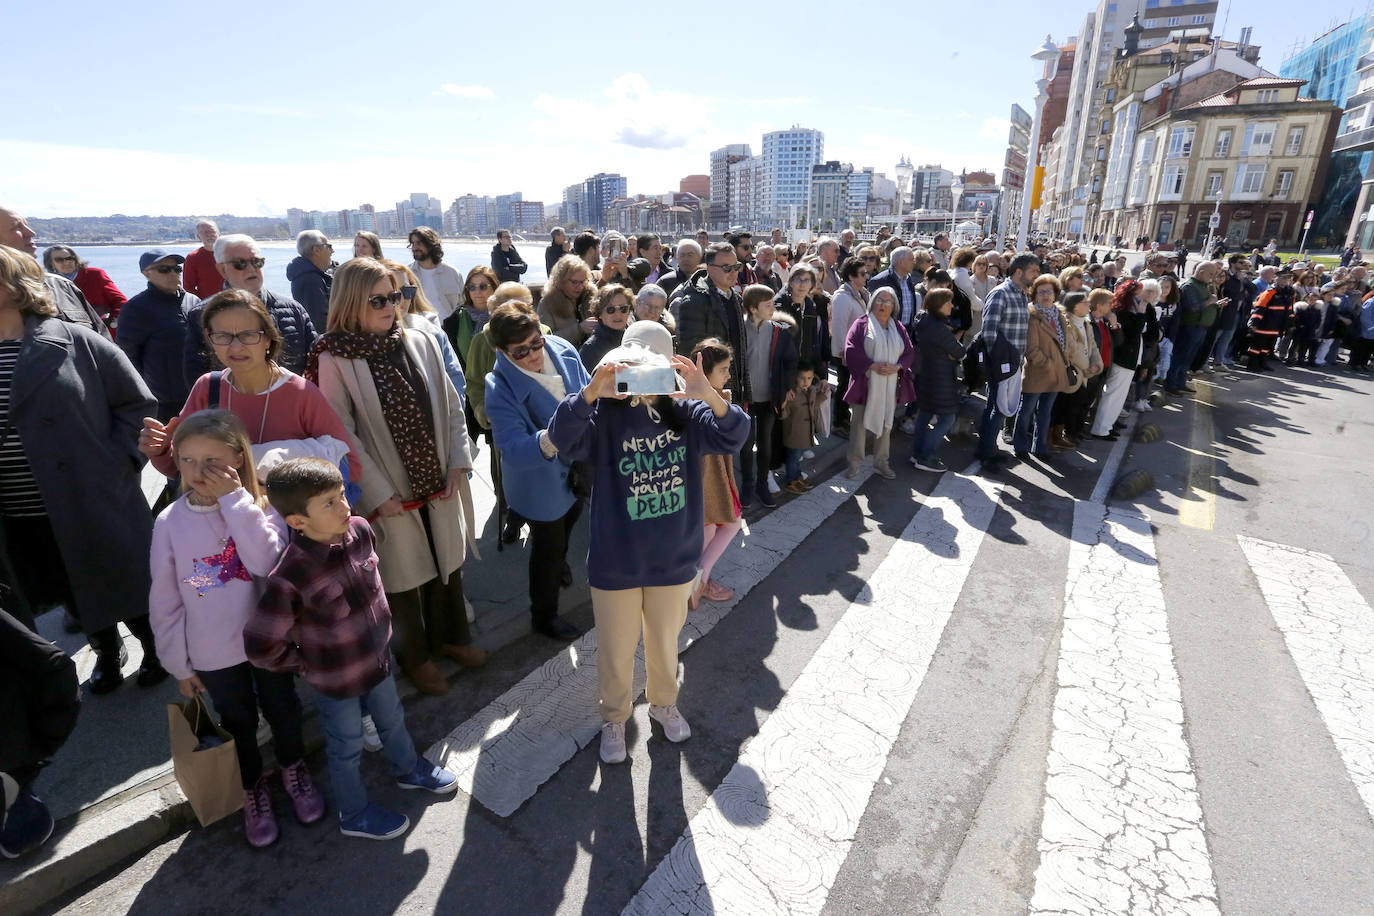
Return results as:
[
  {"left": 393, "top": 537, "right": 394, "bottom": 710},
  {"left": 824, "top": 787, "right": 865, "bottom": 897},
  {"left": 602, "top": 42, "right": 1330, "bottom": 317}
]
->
[
  {"left": 1088, "top": 411, "right": 1139, "bottom": 505},
  {"left": 1179, "top": 382, "right": 1216, "bottom": 530},
  {"left": 1030, "top": 502, "right": 1219, "bottom": 915},
  {"left": 624, "top": 473, "right": 1003, "bottom": 916},
  {"left": 425, "top": 463, "right": 874, "bottom": 816},
  {"left": 1238, "top": 536, "right": 1374, "bottom": 819}
]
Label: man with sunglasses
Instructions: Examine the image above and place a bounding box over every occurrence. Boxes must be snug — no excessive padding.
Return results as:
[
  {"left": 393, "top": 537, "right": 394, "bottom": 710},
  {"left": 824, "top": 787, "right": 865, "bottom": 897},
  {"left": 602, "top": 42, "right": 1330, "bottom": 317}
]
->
[
  {"left": 116, "top": 249, "right": 202, "bottom": 421},
  {"left": 181, "top": 234, "right": 316, "bottom": 385},
  {"left": 677, "top": 242, "right": 749, "bottom": 404},
  {"left": 724, "top": 231, "right": 757, "bottom": 289}
]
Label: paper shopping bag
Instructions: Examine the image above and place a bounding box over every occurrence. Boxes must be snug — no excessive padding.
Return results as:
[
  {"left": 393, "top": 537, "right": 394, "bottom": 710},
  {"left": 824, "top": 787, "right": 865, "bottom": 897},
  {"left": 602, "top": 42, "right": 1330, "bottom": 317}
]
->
[{"left": 168, "top": 694, "right": 242, "bottom": 827}]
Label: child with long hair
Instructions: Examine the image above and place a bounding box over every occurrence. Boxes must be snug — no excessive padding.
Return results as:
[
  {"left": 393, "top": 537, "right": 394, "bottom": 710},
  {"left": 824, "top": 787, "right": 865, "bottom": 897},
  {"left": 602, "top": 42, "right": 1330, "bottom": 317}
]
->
[
  {"left": 691, "top": 339, "right": 742, "bottom": 609},
  {"left": 148, "top": 410, "right": 325, "bottom": 848}
]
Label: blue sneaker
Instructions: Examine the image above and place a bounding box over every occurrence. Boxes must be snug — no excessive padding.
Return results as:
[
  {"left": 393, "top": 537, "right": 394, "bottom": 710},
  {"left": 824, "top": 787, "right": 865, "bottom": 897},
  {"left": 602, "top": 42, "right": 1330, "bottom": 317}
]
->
[
  {"left": 0, "top": 785, "right": 55, "bottom": 859},
  {"left": 338, "top": 802, "right": 409, "bottom": 840},
  {"left": 395, "top": 758, "right": 458, "bottom": 795}
]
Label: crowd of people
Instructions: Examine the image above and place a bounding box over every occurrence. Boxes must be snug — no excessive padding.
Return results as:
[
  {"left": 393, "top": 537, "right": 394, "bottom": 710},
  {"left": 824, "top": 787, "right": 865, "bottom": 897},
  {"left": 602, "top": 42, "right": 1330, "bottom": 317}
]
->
[{"left": 2, "top": 199, "right": 1371, "bottom": 858}]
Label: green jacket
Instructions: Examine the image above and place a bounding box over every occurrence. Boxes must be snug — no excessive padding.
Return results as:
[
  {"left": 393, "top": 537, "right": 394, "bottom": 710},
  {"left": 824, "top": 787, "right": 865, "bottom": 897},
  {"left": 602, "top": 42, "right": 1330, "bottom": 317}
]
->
[{"left": 1179, "top": 277, "right": 1217, "bottom": 328}]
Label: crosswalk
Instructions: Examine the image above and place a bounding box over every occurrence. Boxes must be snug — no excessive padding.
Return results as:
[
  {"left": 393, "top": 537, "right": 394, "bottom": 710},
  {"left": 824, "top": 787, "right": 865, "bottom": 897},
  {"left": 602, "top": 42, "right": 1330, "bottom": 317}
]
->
[{"left": 414, "top": 442, "right": 1369, "bottom": 913}]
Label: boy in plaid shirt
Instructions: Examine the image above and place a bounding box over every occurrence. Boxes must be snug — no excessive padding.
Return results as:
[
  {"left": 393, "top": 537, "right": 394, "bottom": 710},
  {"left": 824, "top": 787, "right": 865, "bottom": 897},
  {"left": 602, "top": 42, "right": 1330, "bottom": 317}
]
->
[{"left": 244, "top": 459, "right": 458, "bottom": 841}]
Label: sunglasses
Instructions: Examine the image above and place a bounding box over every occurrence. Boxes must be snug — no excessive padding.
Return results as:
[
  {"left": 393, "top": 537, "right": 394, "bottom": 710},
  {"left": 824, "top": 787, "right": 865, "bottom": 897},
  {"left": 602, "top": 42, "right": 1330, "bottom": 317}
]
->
[
  {"left": 862, "top": 255, "right": 879, "bottom": 262},
  {"left": 715, "top": 263, "right": 742, "bottom": 273},
  {"left": 467, "top": 283, "right": 493, "bottom": 293},
  {"left": 208, "top": 330, "right": 265, "bottom": 347},
  {"left": 53, "top": 255, "right": 77, "bottom": 263},
  {"left": 152, "top": 265, "right": 183, "bottom": 274},
  {"left": 507, "top": 335, "right": 546, "bottom": 361},
  {"left": 367, "top": 291, "right": 404, "bottom": 310},
  {"left": 603, "top": 304, "right": 632, "bottom": 314},
  {"left": 228, "top": 257, "right": 266, "bottom": 270}
]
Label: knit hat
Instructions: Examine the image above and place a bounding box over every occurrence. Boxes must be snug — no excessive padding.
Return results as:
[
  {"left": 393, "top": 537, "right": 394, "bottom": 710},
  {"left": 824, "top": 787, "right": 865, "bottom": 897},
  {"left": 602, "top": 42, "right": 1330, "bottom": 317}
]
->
[{"left": 619, "top": 320, "right": 674, "bottom": 360}]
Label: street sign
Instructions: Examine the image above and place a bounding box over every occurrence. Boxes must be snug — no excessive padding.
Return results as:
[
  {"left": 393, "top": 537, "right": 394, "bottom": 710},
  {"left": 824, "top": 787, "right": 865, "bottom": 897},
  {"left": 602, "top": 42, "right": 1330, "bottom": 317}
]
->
[
  {"left": 1005, "top": 148, "right": 1026, "bottom": 173},
  {"left": 1208, "top": 213, "right": 1220, "bottom": 229},
  {"left": 1305, "top": 209, "right": 1314, "bottom": 228},
  {"left": 1010, "top": 104, "right": 1032, "bottom": 134},
  {"left": 1002, "top": 168, "right": 1025, "bottom": 191}
]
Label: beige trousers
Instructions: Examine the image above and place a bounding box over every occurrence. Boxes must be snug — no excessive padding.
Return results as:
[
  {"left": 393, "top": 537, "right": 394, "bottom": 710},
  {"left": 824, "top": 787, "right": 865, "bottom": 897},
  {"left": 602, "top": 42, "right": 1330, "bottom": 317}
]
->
[
  {"left": 846, "top": 403, "right": 892, "bottom": 469},
  {"left": 590, "top": 581, "right": 694, "bottom": 724}
]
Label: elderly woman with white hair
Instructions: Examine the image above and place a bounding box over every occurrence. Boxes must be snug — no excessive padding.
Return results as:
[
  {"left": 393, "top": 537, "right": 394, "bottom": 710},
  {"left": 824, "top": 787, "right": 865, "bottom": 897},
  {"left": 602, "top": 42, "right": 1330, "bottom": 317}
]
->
[
  {"left": 287, "top": 229, "right": 334, "bottom": 330},
  {"left": 633, "top": 283, "right": 675, "bottom": 337},
  {"left": 841, "top": 286, "right": 915, "bottom": 479}
]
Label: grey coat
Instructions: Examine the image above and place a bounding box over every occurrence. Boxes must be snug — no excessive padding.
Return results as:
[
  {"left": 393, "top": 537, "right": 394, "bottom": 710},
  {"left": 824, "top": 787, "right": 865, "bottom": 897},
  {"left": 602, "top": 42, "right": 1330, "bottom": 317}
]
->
[{"left": 4, "top": 316, "right": 156, "bottom": 634}]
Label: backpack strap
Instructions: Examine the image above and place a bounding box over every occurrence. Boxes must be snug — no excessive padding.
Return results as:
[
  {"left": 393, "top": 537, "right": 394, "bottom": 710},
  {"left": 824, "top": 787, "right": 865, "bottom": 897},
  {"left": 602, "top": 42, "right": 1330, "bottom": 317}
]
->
[{"left": 207, "top": 370, "right": 223, "bottom": 409}]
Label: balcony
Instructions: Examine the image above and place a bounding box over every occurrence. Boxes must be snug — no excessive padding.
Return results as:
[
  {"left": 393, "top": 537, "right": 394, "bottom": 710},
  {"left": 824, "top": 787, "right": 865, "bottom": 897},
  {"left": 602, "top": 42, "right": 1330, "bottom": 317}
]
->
[
  {"left": 1347, "top": 86, "right": 1374, "bottom": 110},
  {"left": 1358, "top": 51, "right": 1374, "bottom": 73},
  {"left": 1335, "top": 124, "right": 1374, "bottom": 153}
]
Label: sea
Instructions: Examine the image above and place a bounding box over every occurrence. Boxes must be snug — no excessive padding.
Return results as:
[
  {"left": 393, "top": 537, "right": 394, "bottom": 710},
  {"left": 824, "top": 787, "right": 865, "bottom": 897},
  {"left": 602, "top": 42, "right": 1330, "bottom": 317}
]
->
[{"left": 45, "top": 239, "right": 551, "bottom": 300}]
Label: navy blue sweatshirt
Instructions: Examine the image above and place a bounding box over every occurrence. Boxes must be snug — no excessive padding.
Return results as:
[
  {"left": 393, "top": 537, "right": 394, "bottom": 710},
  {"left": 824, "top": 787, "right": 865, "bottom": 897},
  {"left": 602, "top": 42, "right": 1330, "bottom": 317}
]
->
[{"left": 548, "top": 392, "right": 750, "bottom": 590}]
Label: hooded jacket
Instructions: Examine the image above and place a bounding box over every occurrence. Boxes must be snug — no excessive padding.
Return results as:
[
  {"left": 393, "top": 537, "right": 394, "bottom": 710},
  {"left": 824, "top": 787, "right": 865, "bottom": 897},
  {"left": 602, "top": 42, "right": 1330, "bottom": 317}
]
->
[{"left": 286, "top": 255, "right": 332, "bottom": 331}]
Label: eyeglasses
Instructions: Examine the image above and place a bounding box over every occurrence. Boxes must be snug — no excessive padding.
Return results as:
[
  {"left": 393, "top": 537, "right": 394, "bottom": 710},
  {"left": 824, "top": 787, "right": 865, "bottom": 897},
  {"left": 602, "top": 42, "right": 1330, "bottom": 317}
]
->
[
  {"left": 714, "top": 262, "right": 742, "bottom": 273},
  {"left": 208, "top": 330, "right": 266, "bottom": 347},
  {"left": 862, "top": 255, "right": 879, "bottom": 262},
  {"left": 466, "top": 283, "right": 493, "bottom": 293},
  {"left": 318, "top": 243, "right": 334, "bottom": 252},
  {"left": 507, "top": 335, "right": 546, "bottom": 361},
  {"left": 152, "top": 265, "right": 183, "bottom": 274},
  {"left": 367, "top": 291, "right": 404, "bottom": 310},
  {"left": 603, "top": 304, "right": 633, "bottom": 315},
  {"left": 227, "top": 257, "right": 266, "bottom": 270}
]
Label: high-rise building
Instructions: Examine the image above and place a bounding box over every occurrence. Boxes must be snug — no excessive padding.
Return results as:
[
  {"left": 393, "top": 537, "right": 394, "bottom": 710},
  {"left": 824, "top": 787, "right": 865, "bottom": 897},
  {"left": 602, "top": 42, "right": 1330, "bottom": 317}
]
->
[
  {"left": 287, "top": 209, "right": 307, "bottom": 236},
  {"left": 762, "top": 126, "right": 824, "bottom": 227},
  {"left": 911, "top": 165, "right": 954, "bottom": 211},
  {"left": 1057, "top": 0, "right": 1217, "bottom": 238},
  {"left": 511, "top": 200, "right": 544, "bottom": 232},
  {"left": 580, "top": 173, "right": 627, "bottom": 229},
  {"left": 1282, "top": 14, "right": 1374, "bottom": 242},
  {"left": 562, "top": 184, "right": 587, "bottom": 228},
  {"left": 809, "top": 161, "right": 851, "bottom": 228},
  {"left": 728, "top": 156, "right": 764, "bottom": 228},
  {"left": 710, "top": 144, "right": 752, "bottom": 229},
  {"left": 848, "top": 167, "right": 873, "bottom": 220},
  {"left": 494, "top": 193, "right": 523, "bottom": 232}
]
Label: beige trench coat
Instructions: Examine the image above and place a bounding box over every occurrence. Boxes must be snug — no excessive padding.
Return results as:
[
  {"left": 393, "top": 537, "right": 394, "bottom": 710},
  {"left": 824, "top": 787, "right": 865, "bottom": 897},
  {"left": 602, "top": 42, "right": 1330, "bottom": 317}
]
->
[{"left": 314, "top": 327, "right": 478, "bottom": 593}]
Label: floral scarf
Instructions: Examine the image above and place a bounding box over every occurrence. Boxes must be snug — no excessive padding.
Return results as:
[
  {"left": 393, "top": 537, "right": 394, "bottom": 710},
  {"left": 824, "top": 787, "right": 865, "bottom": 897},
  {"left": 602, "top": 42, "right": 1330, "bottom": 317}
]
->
[{"left": 306, "top": 324, "right": 445, "bottom": 501}]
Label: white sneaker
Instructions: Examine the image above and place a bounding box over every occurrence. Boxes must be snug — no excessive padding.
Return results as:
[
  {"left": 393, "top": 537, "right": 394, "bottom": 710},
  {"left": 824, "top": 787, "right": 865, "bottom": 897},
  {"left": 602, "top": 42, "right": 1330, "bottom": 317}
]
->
[
  {"left": 599, "top": 721, "right": 627, "bottom": 763},
  {"left": 803, "top": 449, "right": 815, "bottom": 460},
  {"left": 648, "top": 704, "right": 692, "bottom": 742},
  {"left": 766, "top": 471, "right": 781, "bottom": 494},
  {"left": 361, "top": 715, "right": 382, "bottom": 753},
  {"left": 1135, "top": 399, "right": 1152, "bottom": 412}
]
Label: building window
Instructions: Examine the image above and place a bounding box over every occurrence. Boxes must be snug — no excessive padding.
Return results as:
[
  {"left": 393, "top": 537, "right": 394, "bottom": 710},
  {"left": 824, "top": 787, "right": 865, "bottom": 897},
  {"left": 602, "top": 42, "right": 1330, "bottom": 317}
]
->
[
  {"left": 1137, "top": 134, "right": 1157, "bottom": 165},
  {"left": 1233, "top": 163, "right": 1267, "bottom": 195},
  {"left": 1285, "top": 127, "right": 1305, "bottom": 155},
  {"left": 1214, "top": 129, "right": 1232, "bottom": 157},
  {"left": 1161, "top": 164, "right": 1186, "bottom": 196},
  {"left": 1146, "top": 0, "right": 1159, "bottom": 7},
  {"left": 1191, "top": 14, "right": 1206, "bottom": 24},
  {"left": 1106, "top": 88, "right": 1116, "bottom": 102},
  {"left": 1256, "top": 89, "right": 1279, "bottom": 104},
  {"left": 1206, "top": 171, "right": 1224, "bottom": 197},
  {"left": 1166, "top": 16, "right": 1181, "bottom": 26},
  {"left": 1103, "top": 119, "right": 1111, "bottom": 133},
  {"left": 1144, "top": 18, "right": 1156, "bottom": 27},
  {"left": 1167, "top": 125, "right": 1195, "bottom": 158},
  {"left": 1274, "top": 170, "right": 1294, "bottom": 198},
  {"left": 1092, "top": 175, "right": 1102, "bottom": 193},
  {"left": 1241, "top": 122, "right": 1277, "bottom": 156}
]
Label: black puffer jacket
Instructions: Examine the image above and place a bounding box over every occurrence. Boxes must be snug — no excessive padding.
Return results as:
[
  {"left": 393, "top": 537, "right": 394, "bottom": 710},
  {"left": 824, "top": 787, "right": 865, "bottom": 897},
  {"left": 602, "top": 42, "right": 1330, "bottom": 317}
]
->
[
  {"left": 914, "top": 312, "right": 966, "bottom": 415},
  {"left": 182, "top": 288, "right": 317, "bottom": 386}
]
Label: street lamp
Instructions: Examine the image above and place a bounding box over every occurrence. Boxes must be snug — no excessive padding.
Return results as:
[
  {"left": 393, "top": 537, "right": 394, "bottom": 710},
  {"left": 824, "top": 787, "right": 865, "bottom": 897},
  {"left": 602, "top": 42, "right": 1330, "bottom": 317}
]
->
[
  {"left": 1016, "top": 35, "right": 1062, "bottom": 253},
  {"left": 1201, "top": 187, "right": 1222, "bottom": 267}
]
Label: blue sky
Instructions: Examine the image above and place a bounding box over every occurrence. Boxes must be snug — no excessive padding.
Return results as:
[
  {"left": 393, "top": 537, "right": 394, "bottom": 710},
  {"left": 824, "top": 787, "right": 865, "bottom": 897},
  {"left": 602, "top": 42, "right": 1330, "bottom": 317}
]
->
[{"left": 5, "top": 0, "right": 1346, "bottom": 218}]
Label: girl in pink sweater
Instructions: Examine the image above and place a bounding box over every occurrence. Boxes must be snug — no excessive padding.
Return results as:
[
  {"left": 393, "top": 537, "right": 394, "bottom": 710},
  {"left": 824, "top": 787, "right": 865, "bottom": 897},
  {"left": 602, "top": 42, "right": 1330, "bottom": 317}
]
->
[{"left": 148, "top": 410, "right": 324, "bottom": 848}]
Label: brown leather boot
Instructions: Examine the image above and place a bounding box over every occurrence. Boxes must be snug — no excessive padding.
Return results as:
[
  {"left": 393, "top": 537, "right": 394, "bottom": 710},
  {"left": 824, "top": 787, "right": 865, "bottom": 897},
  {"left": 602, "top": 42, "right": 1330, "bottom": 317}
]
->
[
  {"left": 440, "top": 643, "right": 489, "bottom": 668},
  {"left": 405, "top": 659, "right": 450, "bottom": 695},
  {"left": 1050, "top": 425, "right": 1076, "bottom": 450}
]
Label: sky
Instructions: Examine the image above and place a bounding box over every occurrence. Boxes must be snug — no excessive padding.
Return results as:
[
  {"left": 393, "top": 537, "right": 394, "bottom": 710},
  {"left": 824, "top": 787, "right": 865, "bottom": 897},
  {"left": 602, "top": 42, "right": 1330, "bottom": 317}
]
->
[{"left": 4, "top": 0, "right": 1353, "bottom": 219}]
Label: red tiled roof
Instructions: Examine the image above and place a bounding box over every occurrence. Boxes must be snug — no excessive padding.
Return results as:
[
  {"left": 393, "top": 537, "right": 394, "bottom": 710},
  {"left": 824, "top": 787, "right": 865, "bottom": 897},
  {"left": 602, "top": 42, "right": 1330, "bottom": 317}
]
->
[{"left": 1238, "top": 76, "right": 1306, "bottom": 88}]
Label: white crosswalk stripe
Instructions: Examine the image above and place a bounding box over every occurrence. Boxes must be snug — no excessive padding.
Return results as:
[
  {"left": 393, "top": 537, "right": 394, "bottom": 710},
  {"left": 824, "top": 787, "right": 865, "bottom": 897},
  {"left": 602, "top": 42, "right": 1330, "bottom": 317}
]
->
[
  {"left": 1238, "top": 536, "right": 1374, "bottom": 821},
  {"left": 624, "top": 472, "right": 1003, "bottom": 916},
  {"left": 424, "top": 464, "right": 874, "bottom": 816},
  {"left": 1030, "top": 503, "right": 1219, "bottom": 915}
]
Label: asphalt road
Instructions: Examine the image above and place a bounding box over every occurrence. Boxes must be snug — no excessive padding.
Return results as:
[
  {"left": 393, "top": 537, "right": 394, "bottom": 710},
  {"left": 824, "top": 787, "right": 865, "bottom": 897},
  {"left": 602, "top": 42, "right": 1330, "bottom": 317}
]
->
[{"left": 39, "top": 359, "right": 1374, "bottom": 916}]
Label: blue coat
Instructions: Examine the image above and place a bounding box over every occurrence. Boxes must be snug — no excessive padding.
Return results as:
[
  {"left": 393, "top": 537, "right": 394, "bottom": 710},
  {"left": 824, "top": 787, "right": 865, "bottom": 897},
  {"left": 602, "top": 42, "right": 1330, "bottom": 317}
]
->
[{"left": 485, "top": 335, "right": 590, "bottom": 522}]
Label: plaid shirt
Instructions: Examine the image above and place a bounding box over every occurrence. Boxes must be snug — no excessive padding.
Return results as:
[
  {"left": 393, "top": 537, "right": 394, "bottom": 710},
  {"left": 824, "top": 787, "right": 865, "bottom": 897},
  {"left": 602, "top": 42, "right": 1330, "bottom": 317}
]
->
[
  {"left": 243, "top": 516, "right": 392, "bottom": 700},
  {"left": 981, "top": 278, "right": 1030, "bottom": 358}
]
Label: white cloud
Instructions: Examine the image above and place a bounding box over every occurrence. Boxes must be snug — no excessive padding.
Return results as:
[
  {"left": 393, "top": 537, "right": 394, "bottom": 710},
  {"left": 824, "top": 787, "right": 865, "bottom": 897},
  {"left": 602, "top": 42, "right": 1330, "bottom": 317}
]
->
[
  {"left": 440, "top": 83, "right": 495, "bottom": 99},
  {"left": 979, "top": 117, "right": 1011, "bottom": 140},
  {"left": 535, "top": 73, "right": 716, "bottom": 152}
]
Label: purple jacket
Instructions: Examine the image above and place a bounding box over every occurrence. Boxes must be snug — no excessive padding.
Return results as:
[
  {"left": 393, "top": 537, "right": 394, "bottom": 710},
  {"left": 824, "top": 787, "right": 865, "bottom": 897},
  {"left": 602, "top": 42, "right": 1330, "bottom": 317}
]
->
[{"left": 842, "top": 314, "right": 916, "bottom": 406}]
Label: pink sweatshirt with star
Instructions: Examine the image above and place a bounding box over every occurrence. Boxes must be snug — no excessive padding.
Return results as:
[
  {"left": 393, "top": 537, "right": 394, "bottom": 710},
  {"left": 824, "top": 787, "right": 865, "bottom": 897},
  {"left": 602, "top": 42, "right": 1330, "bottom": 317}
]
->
[{"left": 149, "top": 489, "right": 289, "bottom": 681}]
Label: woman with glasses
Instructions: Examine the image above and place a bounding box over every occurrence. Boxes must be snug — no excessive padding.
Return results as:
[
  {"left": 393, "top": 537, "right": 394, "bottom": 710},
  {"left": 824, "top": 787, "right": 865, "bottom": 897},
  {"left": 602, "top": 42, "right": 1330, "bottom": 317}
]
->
[
  {"left": 580, "top": 284, "right": 633, "bottom": 372},
  {"left": 42, "top": 245, "right": 126, "bottom": 332},
  {"left": 443, "top": 266, "right": 498, "bottom": 376},
  {"left": 483, "top": 304, "right": 590, "bottom": 641},
  {"left": 381, "top": 261, "right": 467, "bottom": 401},
  {"left": 538, "top": 255, "right": 598, "bottom": 347},
  {"left": 307, "top": 258, "right": 486, "bottom": 696},
  {"left": 842, "top": 287, "right": 914, "bottom": 479}
]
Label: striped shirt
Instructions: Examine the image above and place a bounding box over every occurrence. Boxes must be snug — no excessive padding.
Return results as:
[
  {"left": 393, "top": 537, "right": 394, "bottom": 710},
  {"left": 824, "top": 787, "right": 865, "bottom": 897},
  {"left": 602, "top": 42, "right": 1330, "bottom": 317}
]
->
[{"left": 0, "top": 341, "right": 45, "bottom": 517}]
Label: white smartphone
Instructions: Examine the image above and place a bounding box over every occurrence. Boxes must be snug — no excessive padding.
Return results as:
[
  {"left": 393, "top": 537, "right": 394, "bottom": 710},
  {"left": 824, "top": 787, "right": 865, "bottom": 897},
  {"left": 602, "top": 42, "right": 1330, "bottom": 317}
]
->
[{"left": 615, "top": 365, "right": 678, "bottom": 396}]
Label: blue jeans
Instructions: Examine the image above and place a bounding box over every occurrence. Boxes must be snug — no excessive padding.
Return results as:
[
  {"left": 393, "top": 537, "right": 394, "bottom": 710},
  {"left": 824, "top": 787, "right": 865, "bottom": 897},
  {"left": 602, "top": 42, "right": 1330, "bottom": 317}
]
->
[
  {"left": 1013, "top": 391, "right": 1057, "bottom": 453},
  {"left": 784, "top": 447, "right": 804, "bottom": 482},
  {"left": 1211, "top": 326, "right": 1236, "bottom": 364},
  {"left": 976, "top": 377, "right": 1013, "bottom": 459},
  {"left": 1167, "top": 325, "right": 1208, "bottom": 388},
  {"left": 315, "top": 673, "right": 418, "bottom": 820},
  {"left": 912, "top": 411, "right": 956, "bottom": 462}
]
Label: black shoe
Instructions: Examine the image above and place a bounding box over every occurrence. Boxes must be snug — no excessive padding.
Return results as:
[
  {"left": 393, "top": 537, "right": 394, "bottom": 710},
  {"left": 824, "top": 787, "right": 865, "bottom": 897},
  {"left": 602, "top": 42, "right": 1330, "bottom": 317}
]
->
[
  {"left": 90, "top": 644, "right": 128, "bottom": 695},
  {"left": 0, "top": 787, "right": 54, "bottom": 859},
  {"left": 757, "top": 488, "right": 777, "bottom": 508},
  {"left": 501, "top": 520, "right": 522, "bottom": 545},
  {"left": 533, "top": 618, "right": 583, "bottom": 641},
  {"left": 1034, "top": 451, "right": 1053, "bottom": 460},
  {"left": 560, "top": 562, "right": 573, "bottom": 588},
  {"left": 832, "top": 425, "right": 849, "bottom": 440},
  {"left": 739, "top": 488, "right": 754, "bottom": 508},
  {"left": 136, "top": 651, "right": 170, "bottom": 688}
]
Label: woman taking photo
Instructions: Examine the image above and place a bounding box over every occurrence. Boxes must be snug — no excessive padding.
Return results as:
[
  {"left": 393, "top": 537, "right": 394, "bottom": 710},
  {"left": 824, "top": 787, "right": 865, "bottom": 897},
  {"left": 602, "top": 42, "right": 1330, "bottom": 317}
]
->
[
  {"left": 579, "top": 284, "right": 633, "bottom": 372},
  {"left": 308, "top": 258, "right": 485, "bottom": 696},
  {"left": 538, "top": 255, "right": 598, "bottom": 347},
  {"left": 484, "top": 304, "right": 589, "bottom": 641},
  {"left": 842, "top": 287, "right": 914, "bottom": 480},
  {"left": 0, "top": 246, "right": 164, "bottom": 693},
  {"left": 548, "top": 321, "right": 749, "bottom": 764}
]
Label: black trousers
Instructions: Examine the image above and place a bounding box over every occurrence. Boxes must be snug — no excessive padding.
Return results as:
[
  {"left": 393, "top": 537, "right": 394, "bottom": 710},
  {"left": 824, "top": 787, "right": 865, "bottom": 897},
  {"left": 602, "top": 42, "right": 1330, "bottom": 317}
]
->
[
  {"left": 831, "top": 361, "right": 851, "bottom": 430},
  {"left": 740, "top": 402, "right": 777, "bottom": 495},
  {"left": 1055, "top": 372, "right": 1105, "bottom": 438},
  {"left": 527, "top": 500, "right": 582, "bottom": 626},
  {"left": 385, "top": 506, "right": 473, "bottom": 670},
  {"left": 198, "top": 662, "right": 305, "bottom": 788}
]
